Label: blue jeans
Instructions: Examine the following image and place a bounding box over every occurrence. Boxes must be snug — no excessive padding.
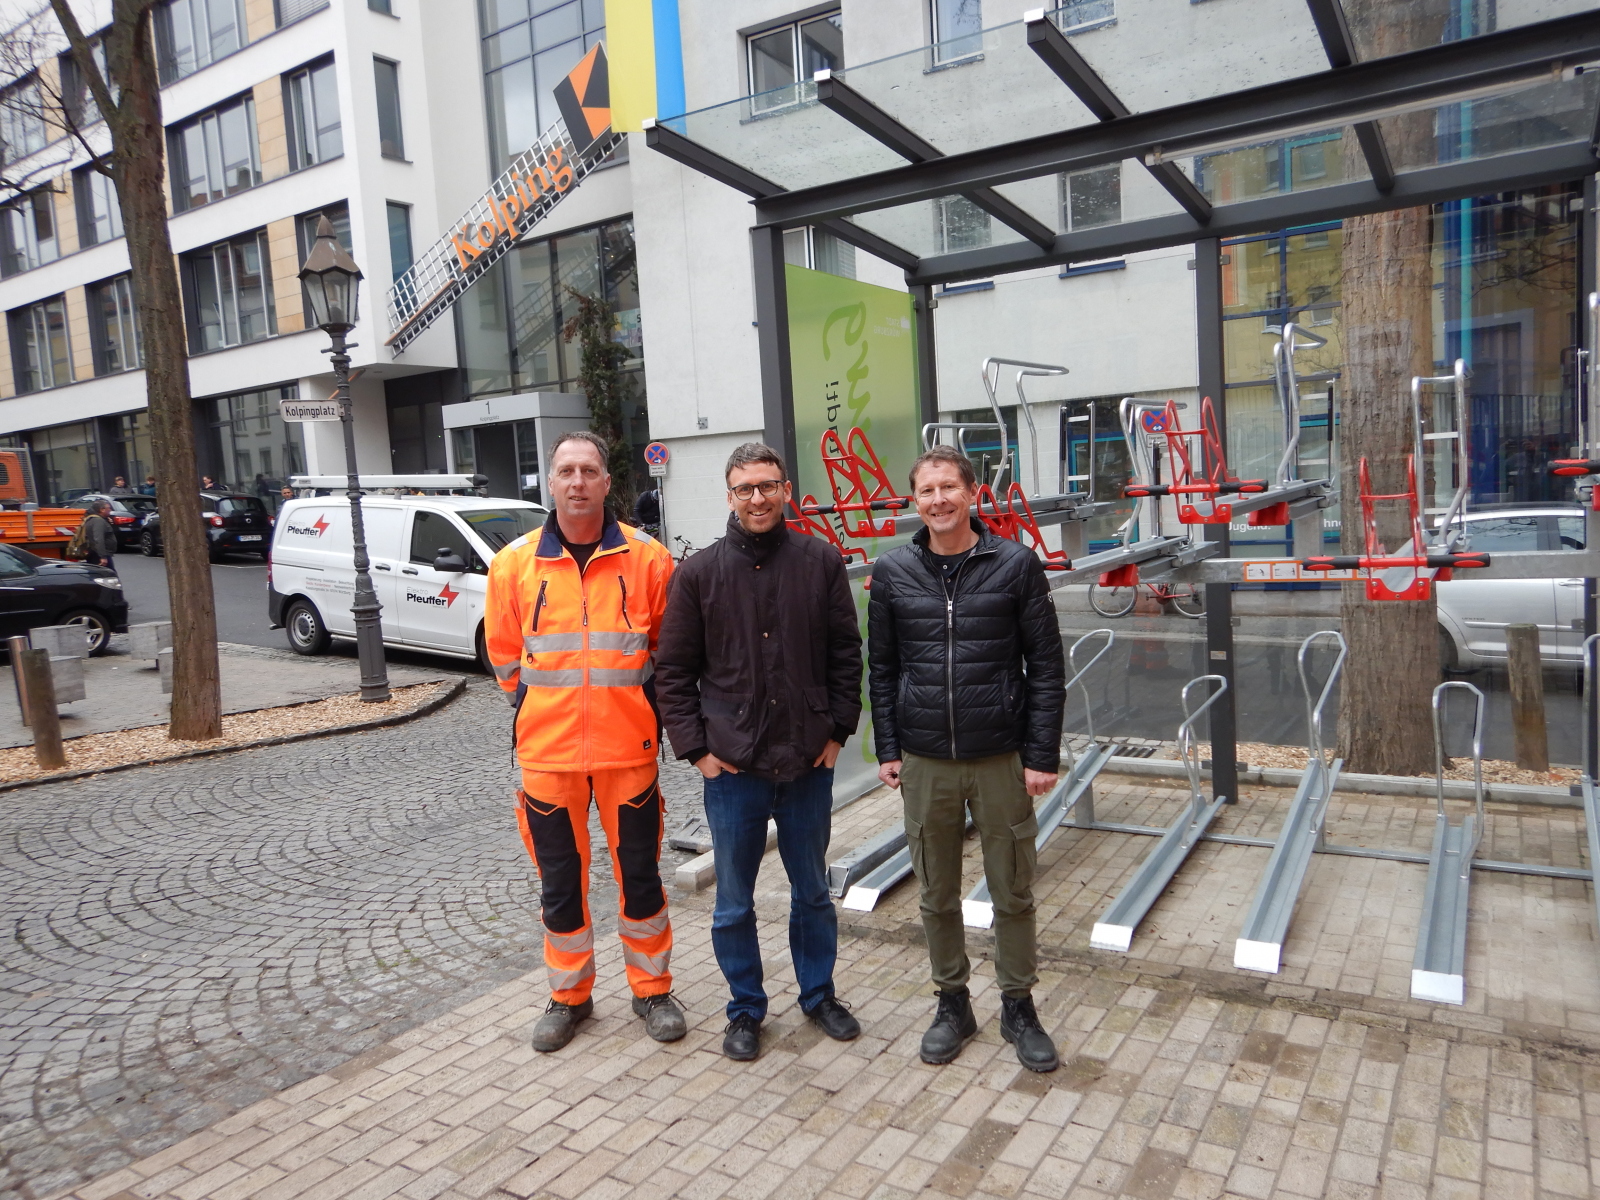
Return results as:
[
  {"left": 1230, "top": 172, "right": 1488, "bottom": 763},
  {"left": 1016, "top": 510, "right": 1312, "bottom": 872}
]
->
[{"left": 701, "top": 765, "right": 837, "bottom": 1022}]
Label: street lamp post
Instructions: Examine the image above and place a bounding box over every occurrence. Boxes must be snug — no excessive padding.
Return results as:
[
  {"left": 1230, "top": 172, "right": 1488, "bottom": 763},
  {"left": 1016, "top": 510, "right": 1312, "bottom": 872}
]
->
[{"left": 299, "top": 215, "right": 390, "bottom": 703}]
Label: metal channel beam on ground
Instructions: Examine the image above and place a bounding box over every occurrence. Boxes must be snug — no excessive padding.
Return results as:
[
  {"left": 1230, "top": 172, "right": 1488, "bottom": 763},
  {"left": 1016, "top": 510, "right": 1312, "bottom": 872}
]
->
[
  {"left": 1583, "top": 776, "right": 1600, "bottom": 953},
  {"left": 964, "top": 743, "right": 1116, "bottom": 929},
  {"left": 1411, "top": 815, "right": 1476, "bottom": 1005},
  {"left": 753, "top": 11, "right": 1600, "bottom": 230},
  {"left": 1233, "top": 757, "right": 1340, "bottom": 973},
  {"left": 837, "top": 815, "right": 974, "bottom": 912}
]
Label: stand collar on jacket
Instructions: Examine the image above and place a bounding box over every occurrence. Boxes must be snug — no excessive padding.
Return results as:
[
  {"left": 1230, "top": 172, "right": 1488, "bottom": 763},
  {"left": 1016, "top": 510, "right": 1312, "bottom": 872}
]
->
[
  {"left": 912, "top": 515, "right": 998, "bottom": 558},
  {"left": 724, "top": 512, "right": 789, "bottom": 561},
  {"left": 535, "top": 509, "right": 627, "bottom": 559}
]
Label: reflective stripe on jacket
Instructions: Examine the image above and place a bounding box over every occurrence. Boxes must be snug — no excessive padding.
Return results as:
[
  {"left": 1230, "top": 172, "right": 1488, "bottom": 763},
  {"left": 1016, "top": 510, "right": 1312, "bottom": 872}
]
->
[{"left": 485, "top": 513, "right": 673, "bottom": 772}]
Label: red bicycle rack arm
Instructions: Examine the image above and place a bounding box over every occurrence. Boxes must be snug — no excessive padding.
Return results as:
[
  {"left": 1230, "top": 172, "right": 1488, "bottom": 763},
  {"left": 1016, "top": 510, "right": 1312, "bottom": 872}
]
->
[
  {"left": 785, "top": 495, "right": 866, "bottom": 563},
  {"left": 821, "top": 427, "right": 907, "bottom": 539},
  {"left": 1123, "top": 396, "right": 1267, "bottom": 524}
]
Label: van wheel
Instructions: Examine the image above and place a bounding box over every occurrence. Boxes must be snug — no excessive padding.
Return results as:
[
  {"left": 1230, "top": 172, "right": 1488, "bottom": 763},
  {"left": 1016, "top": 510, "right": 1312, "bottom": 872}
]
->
[
  {"left": 476, "top": 624, "right": 495, "bottom": 675},
  {"left": 286, "top": 600, "right": 332, "bottom": 655}
]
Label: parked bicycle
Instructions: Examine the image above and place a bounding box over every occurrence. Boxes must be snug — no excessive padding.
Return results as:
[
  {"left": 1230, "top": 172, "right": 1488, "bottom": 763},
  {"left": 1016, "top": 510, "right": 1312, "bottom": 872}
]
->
[
  {"left": 672, "top": 534, "right": 700, "bottom": 561},
  {"left": 1087, "top": 579, "right": 1205, "bottom": 619}
]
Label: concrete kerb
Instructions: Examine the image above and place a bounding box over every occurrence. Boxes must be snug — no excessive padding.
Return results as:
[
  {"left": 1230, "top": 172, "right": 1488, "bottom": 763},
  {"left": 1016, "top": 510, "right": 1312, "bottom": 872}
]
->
[
  {"left": 1102, "top": 753, "right": 1581, "bottom": 808},
  {"left": 0, "top": 676, "right": 467, "bottom": 794}
]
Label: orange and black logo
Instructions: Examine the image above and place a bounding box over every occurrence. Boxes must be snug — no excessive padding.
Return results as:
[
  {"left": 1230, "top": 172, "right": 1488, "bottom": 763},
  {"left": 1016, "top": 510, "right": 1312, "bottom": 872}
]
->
[{"left": 554, "top": 43, "right": 611, "bottom": 153}]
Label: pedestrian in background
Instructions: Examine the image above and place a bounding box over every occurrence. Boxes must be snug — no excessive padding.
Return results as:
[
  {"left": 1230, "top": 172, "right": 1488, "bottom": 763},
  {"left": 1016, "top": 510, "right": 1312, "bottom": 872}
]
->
[
  {"left": 107, "top": 476, "right": 134, "bottom": 496},
  {"left": 81, "top": 500, "right": 119, "bottom": 574},
  {"left": 868, "top": 444, "right": 1066, "bottom": 1073},
  {"left": 485, "top": 430, "right": 687, "bottom": 1053},
  {"left": 656, "top": 442, "right": 863, "bottom": 1062},
  {"left": 140, "top": 476, "right": 157, "bottom": 496}
]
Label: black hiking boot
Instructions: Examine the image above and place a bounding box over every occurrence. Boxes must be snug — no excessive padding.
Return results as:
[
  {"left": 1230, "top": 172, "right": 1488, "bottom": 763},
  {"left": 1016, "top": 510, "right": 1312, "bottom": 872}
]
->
[
  {"left": 1000, "top": 993, "right": 1059, "bottom": 1073},
  {"left": 919, "top": 988, "right": 978, "bottom": 1065}
]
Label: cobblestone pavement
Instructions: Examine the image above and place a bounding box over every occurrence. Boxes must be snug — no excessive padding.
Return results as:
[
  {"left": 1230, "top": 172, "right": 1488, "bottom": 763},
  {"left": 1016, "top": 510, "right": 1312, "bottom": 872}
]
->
[
  {"left": 0, "top": 677, "right": 703, "bottom": 1200},
  {"left": 32, "top": 764, "right": 1600, "bottom": 1200}
]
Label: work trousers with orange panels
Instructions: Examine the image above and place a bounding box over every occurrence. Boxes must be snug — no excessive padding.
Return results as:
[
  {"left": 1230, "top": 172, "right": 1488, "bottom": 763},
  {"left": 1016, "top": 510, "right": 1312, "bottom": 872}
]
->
[{"left": 516, "top": 764, "right": 673, "bottom": 1004}]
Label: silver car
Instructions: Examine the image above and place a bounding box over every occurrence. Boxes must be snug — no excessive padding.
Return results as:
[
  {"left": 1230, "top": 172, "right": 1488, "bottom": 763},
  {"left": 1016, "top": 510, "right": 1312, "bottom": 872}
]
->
[{"left": 1435, "top": 504, "right": 1587, "bottom": 670}]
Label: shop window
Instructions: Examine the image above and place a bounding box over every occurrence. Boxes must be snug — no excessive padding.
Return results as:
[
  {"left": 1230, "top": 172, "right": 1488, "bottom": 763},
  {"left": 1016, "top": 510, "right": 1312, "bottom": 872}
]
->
[
  {"left": 29, "top": 421, "right": 99, "bottom": 504},
  {"left": 0, "top": 75, "right": 47, "bottom": 165},
  {"left": 387, "top": 201, "right": 414, "bottom": 283},
  {"left": 8, "top": 296, "right": 72, "bottom": 394},
  {"left": 116, "top": 412, "right": 154, "bottom": 487},
  {"left": 88, "top": 275, "right": 142, "bottom": 375},
  {"left": 930, "top": 0, "right": 981, "bottom": 64},
  {"left": 154, "top": 0, "right": 248, "bottom": 84},
  {"left": 1061, "top": 164, "right": 1121, "bottom": 232},
  {"left": 182, "top": 229, "right": 277, "bottom": 352},
  {"left": 74, "top": 166, "right": 122, "bottom": 247},
  {"left": 747, "top": 11, "right": 842, "bottom": 112},
  {"left": 482, "top": 0, "right": 606, "bottom": 174},
  {"left": 167, "top": 94, "right": 261, "bottom": 213},
  {"left": 0, "top": 189, "right": 59, "bottom": 276},
  {"left": 209, "top": 386, "right": 305, "bottom": 505},
  {"left": 284, "top": 57, "right": 343, "bottom": 170},
  {"left": 374, "top": 58, "right": 405, "bottom": 159}
]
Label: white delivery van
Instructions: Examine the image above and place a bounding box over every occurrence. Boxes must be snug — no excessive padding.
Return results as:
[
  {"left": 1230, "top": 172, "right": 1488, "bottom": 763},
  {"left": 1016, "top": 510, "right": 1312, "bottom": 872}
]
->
[{"left": 267, "top": 494, "right": 548, "bottom": 670}]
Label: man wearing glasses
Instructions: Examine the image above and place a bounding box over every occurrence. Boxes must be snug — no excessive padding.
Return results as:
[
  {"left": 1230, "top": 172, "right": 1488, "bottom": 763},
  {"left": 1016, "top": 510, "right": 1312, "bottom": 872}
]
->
[{"left": 656, "top": 443, "right": 863, "bottom": 1061}]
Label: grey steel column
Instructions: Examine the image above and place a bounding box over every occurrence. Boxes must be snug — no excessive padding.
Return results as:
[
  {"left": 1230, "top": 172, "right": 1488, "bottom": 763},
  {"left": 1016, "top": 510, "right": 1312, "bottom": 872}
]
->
[
  {"left": 750, "top": 225, "right": 798, "bottom": 473},
  {"left": 910, "top": 282, "right": 939, "bottom": 430},
  {"left": 332, "top": 329, "right": 391, "bottom": 703},
  {"left": 1195, "top": 236, "right": 1238, "bottom": 802}
]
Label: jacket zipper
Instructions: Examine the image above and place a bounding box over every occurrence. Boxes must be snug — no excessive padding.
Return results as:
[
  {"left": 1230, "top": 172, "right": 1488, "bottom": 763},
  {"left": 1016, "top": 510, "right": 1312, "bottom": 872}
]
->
[
  {"left": 617, "top": 575, "right": 632, "bottom": 628},
  {"left": 531, "top": 579, "right": 548, "bottom": 631},
  {"left": 935, "top": 541, "right": 997, "bottom": 759}
]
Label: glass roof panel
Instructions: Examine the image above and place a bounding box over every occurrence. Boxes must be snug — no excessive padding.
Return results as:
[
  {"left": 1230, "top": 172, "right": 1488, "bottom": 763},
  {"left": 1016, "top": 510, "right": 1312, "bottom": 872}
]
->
[
  {"left": 1376, "top": 72, "right": 1599, "bottom": 172},
  {"left": 1349, "top": 0, "right": 1598, "bottom": 60},
  {"left": 671, "top": 79, "right": 908, "bottom": 192},
  {"left": 1187, "top": 126, "right": 1373, "bottom": 207},
  {"left": 848, "top": 194, "right": 1032, "bottom": 261},
  {"left": 1064, "top": 0, "right": 1330, "bottom": 113}
]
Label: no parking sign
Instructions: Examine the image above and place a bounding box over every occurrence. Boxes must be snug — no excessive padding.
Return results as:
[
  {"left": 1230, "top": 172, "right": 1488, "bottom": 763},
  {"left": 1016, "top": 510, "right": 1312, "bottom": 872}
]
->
[{"left": 645, "top": 442, "right": 669, "bottom": 477}]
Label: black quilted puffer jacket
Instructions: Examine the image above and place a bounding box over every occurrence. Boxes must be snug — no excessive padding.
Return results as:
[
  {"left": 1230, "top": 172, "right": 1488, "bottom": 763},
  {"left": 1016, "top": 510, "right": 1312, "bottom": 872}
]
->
[{"left": 867, "top": 522, "right": 1065, "bottom": 772}]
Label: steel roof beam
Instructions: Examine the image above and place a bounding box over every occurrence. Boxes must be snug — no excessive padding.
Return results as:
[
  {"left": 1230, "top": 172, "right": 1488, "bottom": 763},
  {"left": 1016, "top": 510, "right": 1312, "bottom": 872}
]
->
[
  {"left": 1304, "top": 0, "right": 1395, "bottom": 191},
  {"left": 903, "top": 139, "right": 1597, "bottom": 285},
  {"left": 753, "top": 9, "right": 1600, "bottom": 229},
  {"left": 644, "top": 119, "right": 921, "bottom": 269},
  {"left": 814, "top": 73, "right": 1055, "bottom": 248},
  {"left": 1024, "top": 12, "right": 1213, "bottom": 222}
]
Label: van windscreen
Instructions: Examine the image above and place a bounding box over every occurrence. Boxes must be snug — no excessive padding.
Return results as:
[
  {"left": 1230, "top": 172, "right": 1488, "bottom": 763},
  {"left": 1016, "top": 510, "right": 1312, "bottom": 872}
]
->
[{"left": 460, "top": 508, "right": 545, "bottom": 550}]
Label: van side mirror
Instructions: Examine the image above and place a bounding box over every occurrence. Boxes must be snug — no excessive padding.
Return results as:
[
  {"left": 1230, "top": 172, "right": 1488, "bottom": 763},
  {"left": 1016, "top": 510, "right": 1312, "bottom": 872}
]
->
[{"left": 433, "top": 549, "right": 467, "bottom": 573}]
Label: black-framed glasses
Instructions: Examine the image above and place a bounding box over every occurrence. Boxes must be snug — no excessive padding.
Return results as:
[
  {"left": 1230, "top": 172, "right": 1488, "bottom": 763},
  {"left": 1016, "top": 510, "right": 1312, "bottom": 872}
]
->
[{"left": 729, "top": 480, "right": 786, "bottom": 500}]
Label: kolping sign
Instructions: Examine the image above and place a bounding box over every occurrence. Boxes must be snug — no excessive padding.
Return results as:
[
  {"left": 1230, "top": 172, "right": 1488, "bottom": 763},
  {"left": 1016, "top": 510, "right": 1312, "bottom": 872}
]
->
[{"left": 281, "top": 400, "right": 342, "bottom": 422}]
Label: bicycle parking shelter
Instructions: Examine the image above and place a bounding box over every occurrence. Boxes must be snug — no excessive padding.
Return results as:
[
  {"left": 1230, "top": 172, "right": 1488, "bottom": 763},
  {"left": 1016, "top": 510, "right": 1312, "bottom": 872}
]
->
[{"left": 646, "top": 2, "right": 1600, "bottom": 1002}]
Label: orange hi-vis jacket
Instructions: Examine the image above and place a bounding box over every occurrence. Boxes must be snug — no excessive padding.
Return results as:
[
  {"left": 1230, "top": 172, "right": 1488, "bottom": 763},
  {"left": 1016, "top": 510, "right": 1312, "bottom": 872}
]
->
[{"left": 486, "top": 513, "right": 673, "bottom": 772}]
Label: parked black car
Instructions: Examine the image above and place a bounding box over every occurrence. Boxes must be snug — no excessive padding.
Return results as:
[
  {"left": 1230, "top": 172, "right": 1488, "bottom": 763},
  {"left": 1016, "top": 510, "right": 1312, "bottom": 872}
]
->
[
  {"left": 0, "top": 543, "right": 128, "bottom": 654},
  {"left": 60, "top": 495, "right": 149, "bottom": 551},
  {"left": 141, "top": 492, "right": 273, "bottom": 561}
]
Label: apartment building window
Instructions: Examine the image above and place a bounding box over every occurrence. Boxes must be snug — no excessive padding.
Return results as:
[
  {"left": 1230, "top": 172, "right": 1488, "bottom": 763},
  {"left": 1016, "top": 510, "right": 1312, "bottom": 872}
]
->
[
  {"left": 1060, "top": 164, "right": 1121, "bottom": 231},
  {"left": 782, "top": 226, "right": 855, "bottom": 279},
  {"left": 0, "top": 190, "right": 59, "bottom": 277},
  {"left": 0, "top": 76, "right": 47, "bottom": 165},
  {"left": 59, "top": 41, "right": 112, "bottom": 128},
  {"left": 369, "top": 0, "right": 393, "bottom": 11},
  {"left": 482, "top": 0, "right": 606, "bottom": 174},
  {"left": 931, "top": 0, "right": 982, "bottom": 63},
  {"left": 74, "top": 166, "right": 123, "bottom": 247},
  {"left": 374, "top": 58, "right": 405, "bottom": 159},
  {"left": 747, "top": 12, "right": 842, "bottom": 113},
  {"left": 295, "top": 202, "right": 351, "bottom": 315},
  {"left": 9, "top": 296, "right": 72, "bottom": 394},
  {"left": 387, "top": 202, "right": 413, "bottom": 282},
  {"left": 88, "top": 276, "right": 142, "bottom": 375},
  {"left": 168, "top": 94, "right": 261, "bottom": 213},
  {"left": 934, "top": 195, "right": 990, "bottom": 254},
  {"left": 182, "top": 229, "right": 276, "bottom": 352},
  {"left": 154, "top": 0, "right": 248, "bottom": 85},
  {"left": 275, "top": 0, "right": 329, "bottom": 26},
  {"left": 284, "top": 57, "right": 343, "bottom": 170}
]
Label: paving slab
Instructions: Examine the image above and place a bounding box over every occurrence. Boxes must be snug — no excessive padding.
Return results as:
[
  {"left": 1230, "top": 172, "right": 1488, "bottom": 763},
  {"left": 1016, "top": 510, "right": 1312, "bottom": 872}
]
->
[{"left": 0, "top": 640, "right": 456, "bottom": 748}]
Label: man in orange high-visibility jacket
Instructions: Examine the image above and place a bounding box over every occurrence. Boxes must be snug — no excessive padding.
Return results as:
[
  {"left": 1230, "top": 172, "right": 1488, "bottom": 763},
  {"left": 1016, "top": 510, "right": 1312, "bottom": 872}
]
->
[{"left": 486, "top": 430, "right": 685, "bottom": 1053}]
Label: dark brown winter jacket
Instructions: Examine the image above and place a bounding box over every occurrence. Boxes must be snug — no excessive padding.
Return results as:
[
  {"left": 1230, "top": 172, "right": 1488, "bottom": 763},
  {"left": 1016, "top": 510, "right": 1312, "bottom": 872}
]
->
[{"left": 655, "top": 514, "right": 863, "bottom": 781}]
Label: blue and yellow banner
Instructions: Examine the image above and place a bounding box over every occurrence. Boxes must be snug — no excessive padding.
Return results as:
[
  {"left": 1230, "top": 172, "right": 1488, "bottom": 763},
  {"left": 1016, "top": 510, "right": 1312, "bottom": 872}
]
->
[{"left": 603, "top": 0, "right": 685, "bottom": 131}]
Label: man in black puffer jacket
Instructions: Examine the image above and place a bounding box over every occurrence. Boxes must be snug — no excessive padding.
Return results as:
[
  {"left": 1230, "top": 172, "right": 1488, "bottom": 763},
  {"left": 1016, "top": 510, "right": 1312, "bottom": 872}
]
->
[{"left": 868, "top": 445, "right": 1065, "bottom": 1072}]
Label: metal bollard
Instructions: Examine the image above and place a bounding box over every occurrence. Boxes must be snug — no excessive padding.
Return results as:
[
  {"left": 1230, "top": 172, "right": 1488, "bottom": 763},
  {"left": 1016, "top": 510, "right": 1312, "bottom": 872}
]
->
[
  {"left": 8, "top": 634, "right": 30, "bottom": 726},
  {"left": 18, "top": 647, "right": 64, "bottom": 768}
]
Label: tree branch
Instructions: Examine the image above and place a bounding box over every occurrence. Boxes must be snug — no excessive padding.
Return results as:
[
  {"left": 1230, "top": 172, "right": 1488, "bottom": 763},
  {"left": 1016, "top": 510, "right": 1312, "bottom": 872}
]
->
[{"left": 47, "top": 0, "right": 117, "bottom": 136}]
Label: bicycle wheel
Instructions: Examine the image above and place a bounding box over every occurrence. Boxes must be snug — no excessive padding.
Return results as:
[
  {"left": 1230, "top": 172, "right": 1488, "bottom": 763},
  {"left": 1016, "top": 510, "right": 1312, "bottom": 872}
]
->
[
  {"left": 1087, "top": 582, "right": 1137, "bottom": 618},
  {"left": 1168, "top": 584, "right": 1206, "bottom": 618}
]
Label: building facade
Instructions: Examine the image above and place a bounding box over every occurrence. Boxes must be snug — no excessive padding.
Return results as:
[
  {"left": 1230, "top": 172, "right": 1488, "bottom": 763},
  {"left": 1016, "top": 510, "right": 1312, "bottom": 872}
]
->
[{"left": 0, "top": 0, "right": 1590, "bottom": 555}]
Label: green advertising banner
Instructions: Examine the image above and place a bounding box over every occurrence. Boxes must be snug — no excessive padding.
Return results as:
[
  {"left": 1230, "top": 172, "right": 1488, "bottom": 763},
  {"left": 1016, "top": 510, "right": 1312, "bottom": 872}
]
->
[
  {"left": 785, "top": 264, "right": 921, "bottom": 535},
  {"left": 785, "top": 264, "right": 921, "bottom": 791}
]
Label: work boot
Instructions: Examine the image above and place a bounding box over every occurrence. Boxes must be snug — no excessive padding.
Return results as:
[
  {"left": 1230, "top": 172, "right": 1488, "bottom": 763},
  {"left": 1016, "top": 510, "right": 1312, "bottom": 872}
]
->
[
  {"left": 807, "top": 995, "right": 861, "bottom": 1041},
  {"left": 631, "top": 992, "right": 687, "bottom": 1043},
  {"left": 919, "top": 988, "right": 978, "bottom": 1065},
  {"left": 723, "top": 1013, "right": 762, "bottom": 1061},
  {"left": 1000, "top": 993, "right": 1059, "bottom": 1073},
  {"left": 530, "top": 997, "right": 593, "bottom": 1053}
]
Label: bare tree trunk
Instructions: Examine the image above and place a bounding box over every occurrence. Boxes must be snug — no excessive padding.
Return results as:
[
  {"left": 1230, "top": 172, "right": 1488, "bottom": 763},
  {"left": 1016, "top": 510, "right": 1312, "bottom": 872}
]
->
[
  {"left": 1335, "top": 0, "right": 1450, "bottom": 774},
  {"left": 51, "top": 1, "right": 221, "bottom": 739}
]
